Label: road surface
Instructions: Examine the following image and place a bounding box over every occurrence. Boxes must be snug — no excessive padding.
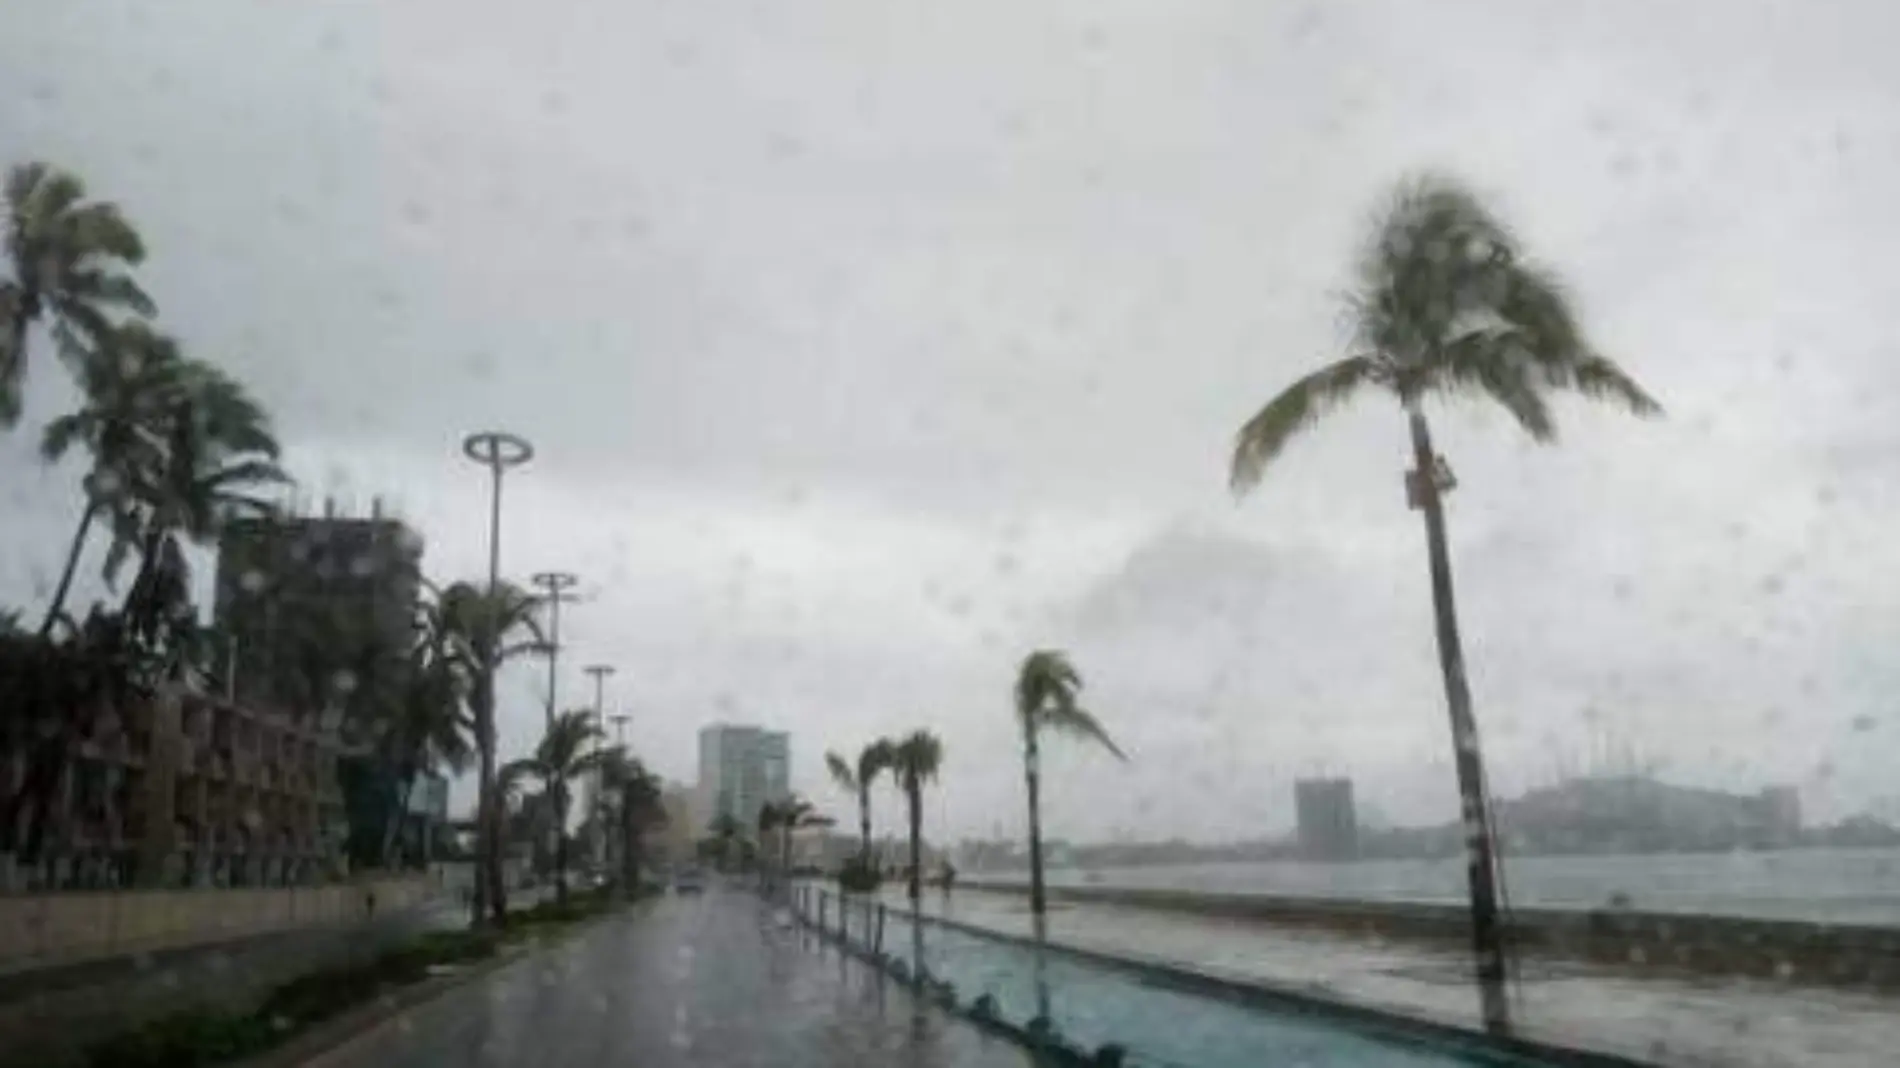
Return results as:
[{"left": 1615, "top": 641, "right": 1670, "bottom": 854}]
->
[{"left": 308, "top": 887, "right": 1034, "bottom": 1068}]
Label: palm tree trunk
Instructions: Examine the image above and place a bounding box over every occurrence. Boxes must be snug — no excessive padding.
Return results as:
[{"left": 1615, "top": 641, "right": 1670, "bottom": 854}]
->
[
  {"left": 382, "top": 771, "right": 416, "bottom": 868},
  {"left": 906, "top": 782, "right": 923, "bottom": 906},
  {"left": 553, "top": 776, "right": 569, "bottom": 904},
  {"left": 40, "top": 499, "right": 98, "bottom": 637},
  {"left": 858, "top": 786, "right": 872, "bottom": 861},
  {"left": 1024, "top": 724, "right": 1047, "bottom": 917},
  {"left": 473, "top": 669, "right": 507, "bottom": 927},
  {"left": 1407, "top": 406, "right": 1510, "bottom": 1034}
]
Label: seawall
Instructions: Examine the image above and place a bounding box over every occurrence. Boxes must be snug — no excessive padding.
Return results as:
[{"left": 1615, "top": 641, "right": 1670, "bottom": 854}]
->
[{"left": 963, "top": 880, "right": 1900, "bottom": 989}]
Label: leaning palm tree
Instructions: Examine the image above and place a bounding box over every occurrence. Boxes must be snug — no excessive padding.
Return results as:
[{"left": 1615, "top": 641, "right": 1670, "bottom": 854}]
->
[
  {"left": 116, "top": 360, "right": 286, "bottom": 672},
  {"left": 1015, "top": 650, "right": 1124, "bottom": 918},
  {"left": 1, "top": 161, "right": 154, "bottom": 430},
  {"left": 37, "top": 323, "right": 183, "bottom": 635},
  {"left": 1229, "top": 173, "right": 1661, "bottom": 1032},
  {"left": 825, "top": 739, "right": 895, "bottom": 867},
  {"left": 439, "top": 579, "right": 545, "bottom": 925},
  {"left": 889, "top": 730, "right": 943, "bottom": 905},
  {"left": 500, "top": 708, "right": 604, "bottom": 903}
]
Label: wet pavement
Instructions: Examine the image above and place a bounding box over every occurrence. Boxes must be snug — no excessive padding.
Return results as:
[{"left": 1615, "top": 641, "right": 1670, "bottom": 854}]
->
[
  {"left": 885, "top": 887, "right": 1900, "bottom": 1068},
  {"left": 306, "top": 886, "right": 1034, "bottom": 1068}
]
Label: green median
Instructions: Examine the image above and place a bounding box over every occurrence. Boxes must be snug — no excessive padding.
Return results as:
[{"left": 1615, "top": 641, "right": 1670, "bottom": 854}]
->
[{"left": 85, "top": 889, "right": 633, "bottom": 1068}]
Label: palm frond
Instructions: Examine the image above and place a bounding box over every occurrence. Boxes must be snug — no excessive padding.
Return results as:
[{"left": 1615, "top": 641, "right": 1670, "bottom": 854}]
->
[
  {"left": 824, "top": 750, "right": 857, "bottom": 792},
  {"left": 1565, "top": 354, "right": 1663, "bottom": 418},
  {"left": 891, "top": 729, "right": 943, "bottom": 787},
  {"left": 1438, "top": 331, "right": 1556, "bottom": 443},
  {"left": 1043, "top": 704, "right": 1128, "bottom": 761},
  {"left": 1229, "top": 355, "right": 1381, "bottom": 494}
]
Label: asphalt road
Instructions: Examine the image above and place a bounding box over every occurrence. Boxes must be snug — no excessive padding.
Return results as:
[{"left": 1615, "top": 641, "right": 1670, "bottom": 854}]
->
[{"left": 306, "top": 887, "right": 1036, "bottom": 1068}]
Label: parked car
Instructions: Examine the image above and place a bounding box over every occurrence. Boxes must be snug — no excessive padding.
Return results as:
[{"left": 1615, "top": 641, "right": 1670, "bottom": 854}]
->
[{"left": 673, "top": 869, "right": 706, "bottom": 894}]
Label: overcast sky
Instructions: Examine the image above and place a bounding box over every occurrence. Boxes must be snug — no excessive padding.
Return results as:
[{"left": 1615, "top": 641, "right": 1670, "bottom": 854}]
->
[{"left": 4, "top": 0, "right": 1899, "bottom": 842}]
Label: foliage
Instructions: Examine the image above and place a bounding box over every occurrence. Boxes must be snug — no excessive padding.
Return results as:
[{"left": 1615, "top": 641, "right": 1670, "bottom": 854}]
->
[
  {"left": 1014, "top": 650, "right": 1124, "bottom": 759},
  {"left": 1228, "top": 172, "right": 1660, "bottom": 492},
  {"left": 826, "top": 738, "right": 895, "bottom": 863},
  {"left": 836, "top": 854, "right": 883, "bottom": 893},
  {"left": 82, "top": 895, "right": 632, "bottom": 1068},
  {"left": 1, "top": 160, "right": 153, "bottom": 428}
]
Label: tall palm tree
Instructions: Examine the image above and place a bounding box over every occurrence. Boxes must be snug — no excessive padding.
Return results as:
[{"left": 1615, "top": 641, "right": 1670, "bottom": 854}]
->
[
  {"left": 825, "top": 739, "right": 895, "bottom": 866},
  {"left": 889, "top": 730, "right": 943, "bottom": 905},
  {"left": 438, "top": 579, "right": 545, "bottom": 925},
  {"left": 37, "top": 323, "right": 183, "bottom": 635},
  {"left": 1229, "top": 173, "right": 1661, "bottom": 1032},
  {"left": 1, "top": 162, "right": 154, "bottom": 430},
  {"left": 375, "top": 588, "right": 473, "bottom": 867},
  {"left": 500, "top": 708, "right": 604, "bottom": 903},
  {"left": 1015, "top": 650, "right": 1124, "bottom": 918}
]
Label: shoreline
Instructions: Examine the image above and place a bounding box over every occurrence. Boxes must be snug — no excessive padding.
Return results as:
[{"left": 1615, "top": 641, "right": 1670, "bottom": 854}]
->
[{"left": 961, "top": 880, "right": 1900, "bottom": 991}]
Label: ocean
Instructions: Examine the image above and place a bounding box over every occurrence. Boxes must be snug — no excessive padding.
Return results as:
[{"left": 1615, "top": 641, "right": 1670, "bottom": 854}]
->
[{"left": 978, "top": 847, "right": 1900, "bottom": 925}]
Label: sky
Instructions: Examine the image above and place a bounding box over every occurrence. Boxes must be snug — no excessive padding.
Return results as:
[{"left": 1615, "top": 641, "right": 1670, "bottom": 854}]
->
[{"left": 3, "top": 0, "right": 1899, "bottom": 842}]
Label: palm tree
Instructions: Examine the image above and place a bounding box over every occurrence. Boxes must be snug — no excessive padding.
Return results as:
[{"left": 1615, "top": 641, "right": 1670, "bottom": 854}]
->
[
  {"left": 825, "top": 739, "right": 895, "bottom": 867},
  {"left": 117, "top": 358, "right": 285, "bottom": 671},
  {"left": 1014, "top": 650, "right": 1124, "bottom": 919},
  {"left": 758, "top": 796, "right": 826, "bottom": 894},
  {"left": 1, "top": 162, "right": 154, "bottom": 430},
  {"left": 438, "top": 579, "right": 545, "bottom": 925},
  {"left": 706, "top": 811, "right": 745, "bottom": 873},
  {"left": 375, "top": 588, "right": 473, "bottom": 867},
  {"left": 500, "top": 708, "right": 604, "bottom": 903},
  {"left": 597, "top": 747, "right": 665, "bottom": 893},
  {"left": 37, "top": 323, "right": 183, "bottom": 635},
  {"left": 888, "top": 730, "right": 943, "bottom": 905},
  {"left": 1228, "top": 174, "right": 1661, "bottom": 1032}
]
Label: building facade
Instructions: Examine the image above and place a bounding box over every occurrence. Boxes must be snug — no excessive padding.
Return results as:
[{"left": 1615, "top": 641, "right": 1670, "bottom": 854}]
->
[
  {"left": 696, "top": 725, "right": 789, "bottom": 833},
  {"left": 212, "top": 503, "right": 423, "bottom": 719},
  {"left": 1294, "top": 777, "right": 1359, "bottom": 861},
  {"left": 2, "top": 685, "right": 349, "bottom": 891}
]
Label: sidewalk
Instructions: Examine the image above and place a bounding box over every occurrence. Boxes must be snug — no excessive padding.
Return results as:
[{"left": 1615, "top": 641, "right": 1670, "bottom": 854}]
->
[{"left": 888, "top": 887, "right": 1900, "bottom": 1068}]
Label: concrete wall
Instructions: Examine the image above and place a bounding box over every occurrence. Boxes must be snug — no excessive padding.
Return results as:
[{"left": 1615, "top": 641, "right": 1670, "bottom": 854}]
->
[
  {"left": 0, "top": 883, "right": 454, "bottom": 1068},
  {"left": 0, "top": 876, "right": 438, "bottom": 970},
  {"left": 965, "top": 881, "right": 1900, "bottom": 990}
]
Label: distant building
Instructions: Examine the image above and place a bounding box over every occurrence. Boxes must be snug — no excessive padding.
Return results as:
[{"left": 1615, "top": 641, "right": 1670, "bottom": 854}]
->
[
  {"left": 212, "top": 503, "right": 423, "bottom": 719},
  {"left": 1496, "top": 775, "right": 1804, "bottom": 854},
  {"left": 1295, "top": 778, "right": 1359, "bottom": 860},
  {"left": 697, "top": 725, "right": 790, "bottom": 832}
]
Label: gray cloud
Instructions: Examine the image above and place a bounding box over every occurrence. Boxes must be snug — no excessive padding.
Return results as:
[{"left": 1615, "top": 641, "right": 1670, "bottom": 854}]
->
[{"left": 4, "top": 0, "right": 1900, "bottom": 840}]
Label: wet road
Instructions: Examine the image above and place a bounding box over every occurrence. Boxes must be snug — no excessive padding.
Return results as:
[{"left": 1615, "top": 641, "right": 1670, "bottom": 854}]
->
[{"left": 307, "top": 887, "right": 1034, "bottom": 1068}]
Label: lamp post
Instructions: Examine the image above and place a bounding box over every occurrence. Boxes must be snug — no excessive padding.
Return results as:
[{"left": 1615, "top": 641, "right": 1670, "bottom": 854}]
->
[
  {"left": 461, "top": 430, "right": 533, "bottom": 928},
  {"left": 584, "top": 664, "right": 615, "bottom": 868},
  {"left": 531, "top": 571, "right": 581, "bottom": 733}
]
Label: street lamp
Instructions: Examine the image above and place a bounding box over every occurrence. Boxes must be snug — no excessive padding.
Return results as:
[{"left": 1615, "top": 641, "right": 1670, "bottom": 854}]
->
[
  {"left": 531, "top": 571, "right": 581, "bottom": 733},
  {"left": 608, "top": 712, "right": 630, "bottom": 748},
  {"left": 584, "top": 664, "right": 615, "bottom": 867},
  {"left": 461, "top": 430, "right": 533, "bottom": 927}
]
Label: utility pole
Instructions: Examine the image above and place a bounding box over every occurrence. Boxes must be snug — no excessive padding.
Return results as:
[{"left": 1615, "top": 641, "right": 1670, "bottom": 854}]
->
[{"left": 584, "top": 664, "right": 616, "bottom": 869}]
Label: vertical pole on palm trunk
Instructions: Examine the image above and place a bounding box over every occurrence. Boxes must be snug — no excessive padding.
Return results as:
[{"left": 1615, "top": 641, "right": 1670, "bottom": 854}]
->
[
  {"left": 583, "top": 663, "right": 615, "bottom": 871},
  {"left": 1024, "top": 728, "right": 1046, "bottom": 917},
  {"left": 1405, "top": 406, "right": 1510, "bottom": 1034},
  {"left": 462, "top": 430, "right": 534, "bottom": 929},
  {"left": 532, "top": 570, "right": 578, "bottom": 901}
]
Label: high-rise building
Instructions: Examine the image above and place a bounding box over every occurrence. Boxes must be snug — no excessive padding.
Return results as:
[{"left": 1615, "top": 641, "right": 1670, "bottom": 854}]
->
[
  {"left": 212, "top": 502, "right": 424, "bottom": 720},
  {"left": 1294, "top": 777, "right": 1359, "bottom": 860},
  {"left": 696, "top": 724, "right": 790, "bottom": 832}
]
